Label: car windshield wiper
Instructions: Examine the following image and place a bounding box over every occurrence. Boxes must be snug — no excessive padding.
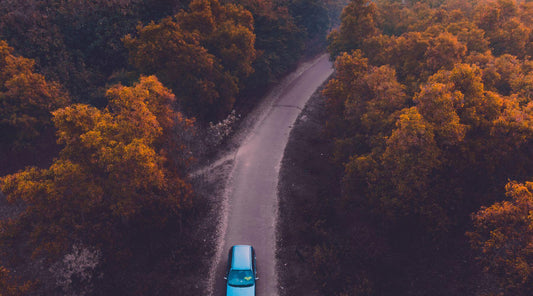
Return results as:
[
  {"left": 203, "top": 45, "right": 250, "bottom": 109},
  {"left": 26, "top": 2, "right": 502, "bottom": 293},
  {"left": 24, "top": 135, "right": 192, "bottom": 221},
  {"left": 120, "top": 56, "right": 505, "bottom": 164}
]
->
[{"left": 228, "top": 283, "right": 254, "bottom": 288}]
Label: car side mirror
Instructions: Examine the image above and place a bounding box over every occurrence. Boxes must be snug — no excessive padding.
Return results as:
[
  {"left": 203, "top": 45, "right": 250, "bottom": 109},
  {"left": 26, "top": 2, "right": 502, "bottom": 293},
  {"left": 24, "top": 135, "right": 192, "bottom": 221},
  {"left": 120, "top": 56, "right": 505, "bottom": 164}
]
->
[
  {"left": 255, "top": 277, "right": 259, "bottom": 280},
  {"left": 224, "top": 276, "right": 227, "bottom": 280}
]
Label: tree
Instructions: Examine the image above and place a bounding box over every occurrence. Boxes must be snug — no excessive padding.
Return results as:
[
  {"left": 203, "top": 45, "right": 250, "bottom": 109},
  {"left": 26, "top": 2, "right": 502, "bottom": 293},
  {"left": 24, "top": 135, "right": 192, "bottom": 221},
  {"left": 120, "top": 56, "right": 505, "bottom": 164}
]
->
[
  {"left": 322, "top": 50, "right": 370, "bottom": 161},
  {"left": 0, "top": 0, "right": 154, "bottom": 102},
  {"left": 328, "top": 0, "right": 379, "bottom": 58},
  {"left": 413, "top": 82, "right": 467, "bottom": 146},
  {"left": 427, "top": 63, "right": 500, "bottom": 128},
  {"left": 382, "top": 107, "right": 442, "bottom": 217},
  {"left": 0, "top": 40, "right": 70, "bottom": 148},
  {"left": 319, "top": 0, "right": 533, "bottom": 294},
  {"left": 469, "top": 181, "right": 533, "bottom": 296},
  {"left": 323, "top": 49, "right": 408, "bottom": 165},
  {"left": 447, "top": 20, "right": 490, "bottom": 54},
  {"left": 389, "top": 32, "right": 431, "bottom": 93},
  {"left": 425, "top": 32, "right": 467, "bottom": 72},
  {"left": 239, "top": 0, "right": 305, "bottom": 90},
  {"left": 475, "top": 0, "right": 531, "bottom": 58},
  {"left": 481, "top": 54, "right": 522, "bottom": 95},
  {"left": 288, "top": 0, "right": 330, "bottom": 41},
  {"left": 0, "top": 266, "right": 34, "bottom": 296},
  {"left": 345, "top": 107, "right": 445, "bottom": 227},
  {"left": 125, "top": 0, "right": 257, "bottom": 120},
  {"left": 0, "top": 76, "right": 194, "bottom": 264},
  {"left": 345, "top": 65, "right": 408, "bottom": 148},
  {"left": 177, "top": 0, "right": 256, "bottom": 80},
  {"left": 124, "top": 17, "right": 235, "bottom": 120}
]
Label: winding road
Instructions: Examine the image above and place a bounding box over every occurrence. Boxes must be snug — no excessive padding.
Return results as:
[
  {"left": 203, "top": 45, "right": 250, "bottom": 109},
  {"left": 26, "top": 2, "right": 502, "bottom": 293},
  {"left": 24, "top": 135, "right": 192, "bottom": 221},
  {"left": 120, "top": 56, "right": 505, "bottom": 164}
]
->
[{"left": 209, "top": 53, "right": 333, "bottom": 296}]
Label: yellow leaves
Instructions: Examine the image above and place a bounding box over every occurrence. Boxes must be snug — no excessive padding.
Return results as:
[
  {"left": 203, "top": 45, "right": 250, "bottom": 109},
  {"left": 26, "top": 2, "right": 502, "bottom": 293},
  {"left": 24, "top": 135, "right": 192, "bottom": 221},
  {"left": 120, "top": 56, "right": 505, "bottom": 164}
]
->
[
  {"left": 335, "top": 50, "right": 369, "bottom": 84},
  {"left": 124, "top": 0, "right": 256, "bottom": 120},
  {"left": 425, "top": 32, "right": 467, "bottom": 72},
  {"left": 0, "top": 40, "right": 70, "bottom": 147},
  {"left": 53, "top": 78, "right": 178, "bottom": 202},
  {"left": 1, "top": 74, "right": 194, "bottom": 262},
  {"left": 52, "top": 104, "right": 105, "bottom": 146},
  {"left": 491, "top": 95, "right": 533, "bottom": 148},
  {"left": 469, "top": 181, "right": 533, "bottom": 293},
  {"left": 475, "top": 0, "right": 531, "bottom": 58},
  {"left": 1, "top": 55, "right": 35, "bottom": 81},
  {"left": 328, "top": 0, "right": 378, "bottom": 58},
  {"left": 133, "top": 75, "right": 178, "bottom": 132},
  {"left": 385, "top": 108, "right": 441, "bottom": 177},
  {"left": 414, "top": 82, "right": 467, "bottom": 146},
  {"left": 447, "top": 20, "right": 490, "bottom": 54},
  {"left": 425, "top": 63, "right": 504, "bottom": 130},
  {"left": 0, "top": 168, "right": 46, "bottom": 204},
  {"left": 106, "top": 83, "right": 162, "bottom": 143}
]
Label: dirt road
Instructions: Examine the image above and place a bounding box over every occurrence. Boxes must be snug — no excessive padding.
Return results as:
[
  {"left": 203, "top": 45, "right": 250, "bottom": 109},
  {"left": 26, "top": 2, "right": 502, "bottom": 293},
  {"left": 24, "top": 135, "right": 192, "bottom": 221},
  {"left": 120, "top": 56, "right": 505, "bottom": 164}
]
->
[{"left": 210, "top": 54, "right": 333, "bottom": 296}]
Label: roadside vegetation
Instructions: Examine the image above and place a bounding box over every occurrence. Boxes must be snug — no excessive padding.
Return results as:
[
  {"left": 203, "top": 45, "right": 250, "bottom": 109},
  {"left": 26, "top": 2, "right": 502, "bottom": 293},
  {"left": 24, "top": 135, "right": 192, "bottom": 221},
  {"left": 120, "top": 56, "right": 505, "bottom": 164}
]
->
[
  {"left": 0, "top": 0, "right": 347, "bottom": 294},
  {"left": 279, "top": 0, "right": 533, "bottom": 295}
]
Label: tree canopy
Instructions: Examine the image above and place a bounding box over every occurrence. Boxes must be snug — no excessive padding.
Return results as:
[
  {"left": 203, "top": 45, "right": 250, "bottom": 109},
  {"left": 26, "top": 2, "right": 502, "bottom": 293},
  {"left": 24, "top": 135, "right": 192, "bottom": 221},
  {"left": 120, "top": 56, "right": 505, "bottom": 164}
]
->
[
  {"left": 0, "top": 40, "right": 70, "bottom": 148},
  {"left": 0, "top": 76, "right": 194, "bottom": 268},
  {"left": 323, "top": 1, "right": 533, "bottom": 293}
]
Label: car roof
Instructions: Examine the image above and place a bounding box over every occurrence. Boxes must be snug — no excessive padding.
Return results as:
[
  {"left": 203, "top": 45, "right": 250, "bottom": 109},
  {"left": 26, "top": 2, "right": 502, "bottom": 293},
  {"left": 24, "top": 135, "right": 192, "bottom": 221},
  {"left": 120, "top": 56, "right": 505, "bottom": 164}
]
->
[{"left": 231, "top": 245, "right": 252, "bottom": 270}]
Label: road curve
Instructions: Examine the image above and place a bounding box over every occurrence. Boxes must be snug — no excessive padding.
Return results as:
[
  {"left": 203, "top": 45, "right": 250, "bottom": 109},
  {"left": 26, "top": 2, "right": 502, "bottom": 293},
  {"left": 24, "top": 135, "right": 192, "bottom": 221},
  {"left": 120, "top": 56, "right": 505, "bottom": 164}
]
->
[{"left": 210, "top": 54, "right": 333, "bottom": 296}]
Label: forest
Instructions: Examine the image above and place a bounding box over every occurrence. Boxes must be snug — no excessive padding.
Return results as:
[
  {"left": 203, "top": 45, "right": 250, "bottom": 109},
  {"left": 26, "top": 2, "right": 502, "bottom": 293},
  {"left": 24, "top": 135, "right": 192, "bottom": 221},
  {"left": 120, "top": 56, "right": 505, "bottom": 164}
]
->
[
  {"left": 2, "top": 0, "right": 532, "bottom": 295},
  {"left": 0, "top": 0, "right": 346, "bottom": 294},
  {"left": 282, "top": 0, "right": 532, "bottom": 295}
]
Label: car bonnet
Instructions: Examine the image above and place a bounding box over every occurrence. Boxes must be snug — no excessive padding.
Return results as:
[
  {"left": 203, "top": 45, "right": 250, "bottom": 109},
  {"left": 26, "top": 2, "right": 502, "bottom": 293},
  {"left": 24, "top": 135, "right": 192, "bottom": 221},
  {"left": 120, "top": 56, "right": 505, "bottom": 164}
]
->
[{"left": 226, "top": 284, "right": 255, "bottom": 296}]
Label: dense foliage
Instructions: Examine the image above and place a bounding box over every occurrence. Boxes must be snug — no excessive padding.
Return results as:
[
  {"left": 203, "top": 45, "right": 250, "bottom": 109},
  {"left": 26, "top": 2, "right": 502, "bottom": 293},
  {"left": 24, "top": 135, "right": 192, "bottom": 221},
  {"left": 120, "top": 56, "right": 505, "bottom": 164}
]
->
[
  {"left": 0, "top": 41, "right": 70, "bottom": 149},
  {"left": 320, "top": 0, "right": 533, "bottom": 294},
  {"left": 0, "top": 0, "right": 346, "bottom": 294},
  {"left": 124, "top": 0, "right": 256, "bottom": 120},
  {"left": 1, "top": 76, "right": 195, "bottom": 294},
  {"left": 469, "top": 181, "right": 533, "bottom": 296},
  {"left": 0, "top": 0, "right": 345, "bottom": 119}
]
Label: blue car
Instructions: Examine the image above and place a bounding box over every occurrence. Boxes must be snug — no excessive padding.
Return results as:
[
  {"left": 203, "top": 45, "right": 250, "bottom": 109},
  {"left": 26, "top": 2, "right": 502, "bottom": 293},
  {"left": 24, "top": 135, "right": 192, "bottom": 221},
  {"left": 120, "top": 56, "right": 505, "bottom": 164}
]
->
[{"left": 225, "top": 245, "right": 258, "bottom": 296}]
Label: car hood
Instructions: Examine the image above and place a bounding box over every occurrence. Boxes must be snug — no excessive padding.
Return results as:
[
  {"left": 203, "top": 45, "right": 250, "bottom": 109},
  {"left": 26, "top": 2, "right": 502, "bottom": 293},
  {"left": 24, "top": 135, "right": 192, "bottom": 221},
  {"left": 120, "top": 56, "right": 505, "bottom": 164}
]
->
[{"left": 226, "top": 285, "right": 255, "bottom": 296}]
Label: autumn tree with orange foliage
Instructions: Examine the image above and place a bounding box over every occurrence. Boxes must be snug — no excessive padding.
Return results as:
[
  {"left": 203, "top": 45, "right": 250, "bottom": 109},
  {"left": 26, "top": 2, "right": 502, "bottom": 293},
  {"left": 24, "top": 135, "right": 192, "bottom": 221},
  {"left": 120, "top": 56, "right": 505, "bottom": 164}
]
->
[
  {"left": 469, "top": 181, "right": 533, "bottom": 296},
  {"left": 325, "top": 0, "right": 533, "bottom": 228},
  {"left": 475, "top": 0, "right": 532, "bottom": 58},
  {"left": 177, "top": 0, "right": 256, "bottom": 80},
  {"left": 124, "top": 0, "right": 256, "bottom": 120},
  {"left": 0, "top": 40, "right": 70, "bottom": 148},
  {"left": 328, "top": 0, "right": 379, "bottom": 58},
  {"left": 320, "top": 0, "right": 533, "bottom": 294},
  {"left": 0, "top": 0, "right": 195, "bottom": 103},
  {"left": 0, "top": 76, "right": 194, "bottom": 268}
]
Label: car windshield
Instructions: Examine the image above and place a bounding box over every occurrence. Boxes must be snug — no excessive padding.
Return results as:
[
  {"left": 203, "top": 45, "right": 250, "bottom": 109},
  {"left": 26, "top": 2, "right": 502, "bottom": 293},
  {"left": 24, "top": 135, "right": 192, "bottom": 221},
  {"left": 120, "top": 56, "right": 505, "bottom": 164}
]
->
[{"left": 228, "top": 269, "right": 255, "bottom": 287}]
